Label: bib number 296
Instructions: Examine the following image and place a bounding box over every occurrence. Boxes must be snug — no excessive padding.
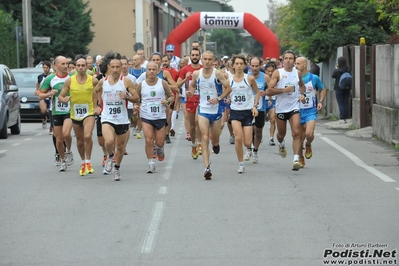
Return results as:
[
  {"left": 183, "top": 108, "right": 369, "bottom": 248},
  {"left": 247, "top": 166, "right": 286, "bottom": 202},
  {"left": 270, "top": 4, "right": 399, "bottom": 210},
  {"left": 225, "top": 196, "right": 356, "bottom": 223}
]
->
[{"left": 109, "top": 107, "right": 121, "bottom": 114}]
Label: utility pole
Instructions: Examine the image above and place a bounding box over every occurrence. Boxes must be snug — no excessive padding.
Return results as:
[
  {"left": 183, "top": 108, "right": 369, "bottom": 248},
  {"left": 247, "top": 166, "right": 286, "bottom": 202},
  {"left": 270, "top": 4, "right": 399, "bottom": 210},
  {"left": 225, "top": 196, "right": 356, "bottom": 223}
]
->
[{"left": 22, "top": 0, "right": 33, "bottom": 67}]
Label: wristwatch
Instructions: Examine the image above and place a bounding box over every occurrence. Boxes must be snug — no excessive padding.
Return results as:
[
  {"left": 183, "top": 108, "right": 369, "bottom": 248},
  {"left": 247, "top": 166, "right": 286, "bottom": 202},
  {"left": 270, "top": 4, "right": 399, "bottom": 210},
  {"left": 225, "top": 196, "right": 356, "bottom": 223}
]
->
[{"left": 217, "top": 97, "right": 222, "bottom": 102}]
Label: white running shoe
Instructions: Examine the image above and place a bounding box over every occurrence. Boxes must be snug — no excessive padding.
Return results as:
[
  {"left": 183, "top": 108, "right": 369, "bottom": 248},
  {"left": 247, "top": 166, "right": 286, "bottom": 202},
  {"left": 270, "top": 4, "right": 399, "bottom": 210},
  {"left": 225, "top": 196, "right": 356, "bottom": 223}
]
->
[
  {"left": 292, "top": 160, "right": 301, "bottom": 171},
  {"left": 147, "top": 162, "right": 156, "bottom": 173},
  {"left": 113, "top": 168, "right": 121, "bottom": 181},
  {"left": 59, "top": 161, "right": 67, "bottom": 172},
  {"left": 66, "top": 151, "right": 74, "bottom": 166},
  {"left": 252, "top": 152, "right": 258, "bottom": 164},
  {"left": 54, "top": 153, "right": 61, "bottom": 166},
  {"left": 229, "top": 135, "right": 235, "bottom": 144},
  {"left": 278, "top": 146, "right": 287, "bottom": 158},
  {"left": 104, "top": 156, "right": 114, "bottom": 175},
  {"left": 244, "top": 150, "right": 252, "bottom": 161},
  {"left": 237, "top": 164, "right": 245, "bottom": 174}
]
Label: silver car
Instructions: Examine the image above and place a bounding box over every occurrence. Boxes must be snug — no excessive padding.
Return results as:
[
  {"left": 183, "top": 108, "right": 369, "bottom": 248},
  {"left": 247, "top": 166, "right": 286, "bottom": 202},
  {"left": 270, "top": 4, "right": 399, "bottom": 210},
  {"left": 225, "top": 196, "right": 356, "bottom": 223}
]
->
[{"left": 0, "top": 64, "right": 21, "bottom": 139}]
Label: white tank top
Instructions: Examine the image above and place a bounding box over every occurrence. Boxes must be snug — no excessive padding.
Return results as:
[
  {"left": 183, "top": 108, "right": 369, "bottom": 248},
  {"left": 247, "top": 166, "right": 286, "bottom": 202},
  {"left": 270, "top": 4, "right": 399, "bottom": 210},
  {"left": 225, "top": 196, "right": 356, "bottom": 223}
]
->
[
  {"left": 198, "top": 69, "right": 221, "bottom": 115},
  {"left": 230, "top": 74, "right": 254, "bottom": 111},
  {"left": 275, "top": 68, "right": 300, "bottom": 113},
  {"left": 140, "top": 78, "right": 167, "bottom": 120},
  {"left": 101, "top": 76, "right": 129, "bottom": 125},
  {"left": 299, "top": 73, "right": 316, "bottom": 109}
]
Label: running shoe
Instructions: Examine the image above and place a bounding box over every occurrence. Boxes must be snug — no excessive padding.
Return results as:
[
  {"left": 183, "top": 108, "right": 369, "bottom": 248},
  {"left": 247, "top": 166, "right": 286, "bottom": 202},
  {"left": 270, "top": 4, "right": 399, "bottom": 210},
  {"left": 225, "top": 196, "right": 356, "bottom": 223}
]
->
[
  {"left": 278, "top": 146, "right": 287, "bottom": 158},
  {"left": 66, "top": 151, "right": 74, "bottom": 166},
  {"left": 54, "top": 153, "right": 61, "bottom": 166},
  {"left": 79, "top": 163, "right": 88, "bottom": 176},
  {"left": 204, "top": 167, "right": 212, "bottom": 180},
  {"left": 132, "top": 127, "right": 137, "bottom": 136},
  {"left": 113, "top": 168, "right": 121, "bottom": 181},
  {"left": 136, "top": 132, "right": 142, "bottom": 139},
  {"left": 244, "top": 149, "right": 252, "bottom": 161},
  {"left": 49, "top": 127, "right": 53, "bottom": 135},
  {"left": 229, "top": 135, "right": 235, "bottom": 144},
  {"left": 237, "top": 163, "right": 245, "bottom": 174},
  {"left": 252, "top": 152, "right": 258, "bottom": 164},
  {"left": 299, "top": 156, "right": 306, "bottom": 168},
  {"left": 269, "top": 138, "right": 275, "bottom": 146},
  {"left": 59, "top": 160, "right": 67, "bottom": 172},
  {"left": 212, "top": 144, "right": 220, "bottom": 154},
  {"left": 42, "top": 117, "right": 47, "bottom": 129},
  {"left": 292, "top": 160, "right": 301, "bottom": 171},
  {"left": 198, "top": 143, "right": 202, "bottom": 155},
  {"left": 165, "top": 135, "right": 171, "bottom": 144},
  {"left": 157, "top": 147, "right": 165, "bottom": 161},
  {"left": 191, "top": 145, "right": 199, "bottom": 160},
  {"left": 104, "top": 156, "right": 114, "bottom": 175},
  {"left": 147, "top": 162, "right": 156, "bottom": 173},
  {"left": 170, "top": 129, "right": 175, "bottom": 137},
  {"left": 305, "top": 144, "right": 313, "bottom": 159},
  {"left": 86, "top": 163, "right": 94, "bottom": 174}
]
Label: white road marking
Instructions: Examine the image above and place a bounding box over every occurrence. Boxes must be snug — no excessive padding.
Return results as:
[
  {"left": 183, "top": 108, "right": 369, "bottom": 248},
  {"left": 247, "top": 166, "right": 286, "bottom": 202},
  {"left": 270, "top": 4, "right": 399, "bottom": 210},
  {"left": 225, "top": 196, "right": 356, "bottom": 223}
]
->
[
  {"left": 141, "top": 201, "right": 165, "bottom": 254},
  {"left": 315, "top": 133, "right": 322, "bottom": 136},
  {"left": 25, "top": 138, "right": 33, "bottom": 141},
  {"left": 162, "top": 122, "right": 183, "bottom": 180},
  {"left": 11, "top": 143, "right": 20, "bottom": 146},
  {"left": 35, "top": 133, "right": 43, "bottom": 136},
  {"left": 396, "top": 187, "right": 399, "bottom": 192},
  {"left": 0, "top": 150, "right": 7, "bottom": 153},
  {"left": 158, "top": 187, "right": 168, "bottom": 194},
  {"left": 320, "top": 137, "right": 396, "bottom": 183}
]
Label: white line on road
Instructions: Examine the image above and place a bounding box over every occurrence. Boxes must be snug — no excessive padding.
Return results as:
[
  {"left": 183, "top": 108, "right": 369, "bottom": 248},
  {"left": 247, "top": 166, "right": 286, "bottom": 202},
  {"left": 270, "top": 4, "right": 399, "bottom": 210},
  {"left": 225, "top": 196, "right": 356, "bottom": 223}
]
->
[
  {"left": 320, "top": 137, "right": 396, "bottom": 183},
  {"left": 315, "top": 133, "right": 322, "bottom": 136},
  {"left": 158, "top": 187, "right": 168, "bottom": 194},
  {"left": 162, "top": 122, "right": 183, "bottom": 180},
  {"left": 141, "top": 201, "right": 165, "bottom": 254},
  {"left": 35, "top": 133, "right": 43, "bottom": 136},
  {"left": 11, "top": 143, "right": 20, "bottom": 146},
  {"left": 395, "top": 187, "right": 399, "bottom": 192},
  {"left": 0, "top": 150, "right": 7, "bottom": 153},
  {"left": 25, "top": 138, "right": 33, "bottom": 141}
]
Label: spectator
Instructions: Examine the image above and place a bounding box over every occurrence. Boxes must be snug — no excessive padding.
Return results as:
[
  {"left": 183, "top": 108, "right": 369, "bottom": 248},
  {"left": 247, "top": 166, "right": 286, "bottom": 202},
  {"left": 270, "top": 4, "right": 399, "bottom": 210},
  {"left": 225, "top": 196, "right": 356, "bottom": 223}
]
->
[{"left": 331, "top": 56, "right": 351, "bottom": 124}]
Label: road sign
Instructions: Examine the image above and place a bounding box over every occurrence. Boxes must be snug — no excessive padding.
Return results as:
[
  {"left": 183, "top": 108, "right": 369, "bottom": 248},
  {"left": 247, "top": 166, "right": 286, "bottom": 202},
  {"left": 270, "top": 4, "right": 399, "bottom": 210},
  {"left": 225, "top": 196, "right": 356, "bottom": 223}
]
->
[{"left": 32, "top": 36, "right": 51, "bottom": 43}]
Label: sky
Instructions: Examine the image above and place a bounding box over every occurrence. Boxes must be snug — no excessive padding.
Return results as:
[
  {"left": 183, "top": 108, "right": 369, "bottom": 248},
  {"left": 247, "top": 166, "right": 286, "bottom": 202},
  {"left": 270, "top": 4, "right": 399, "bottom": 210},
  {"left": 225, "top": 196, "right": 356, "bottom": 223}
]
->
[{"left": 228, "top": 0, "right": 287, "bottom": 23}]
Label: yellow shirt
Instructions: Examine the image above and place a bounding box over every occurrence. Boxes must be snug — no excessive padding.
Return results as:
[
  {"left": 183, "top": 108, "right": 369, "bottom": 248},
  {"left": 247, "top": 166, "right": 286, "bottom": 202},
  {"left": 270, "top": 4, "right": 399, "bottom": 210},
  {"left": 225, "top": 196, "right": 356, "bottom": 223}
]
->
[{"left": 70, "top": 74, "right": 94, "bottom": 120}]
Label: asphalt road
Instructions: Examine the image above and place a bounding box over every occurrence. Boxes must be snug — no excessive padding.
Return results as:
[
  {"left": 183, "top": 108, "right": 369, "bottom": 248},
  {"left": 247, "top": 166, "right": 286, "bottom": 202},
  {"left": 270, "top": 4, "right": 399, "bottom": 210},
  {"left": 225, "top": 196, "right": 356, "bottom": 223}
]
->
[{"left": 1, "top": 117, "right": 398, "bottom": 266}]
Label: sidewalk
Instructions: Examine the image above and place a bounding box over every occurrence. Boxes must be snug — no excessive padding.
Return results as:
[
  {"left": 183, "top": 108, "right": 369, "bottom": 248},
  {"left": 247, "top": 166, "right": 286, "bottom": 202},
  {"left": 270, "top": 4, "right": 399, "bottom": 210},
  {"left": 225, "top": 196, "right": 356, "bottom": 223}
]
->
[{"left": 319, "top": 118, "right": 373, "bottom": 139}]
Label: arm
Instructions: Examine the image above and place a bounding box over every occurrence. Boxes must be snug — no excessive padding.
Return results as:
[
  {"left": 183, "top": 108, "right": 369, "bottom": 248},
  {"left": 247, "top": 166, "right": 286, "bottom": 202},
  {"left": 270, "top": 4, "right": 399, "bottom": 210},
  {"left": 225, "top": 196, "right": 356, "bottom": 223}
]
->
[
  {"left": 176, "top": 69, "right": 191, "bottom": 88},
  {"left": 248, "top": 76, "right": 260, "bottom": 117},
  {"left": 259, "top": 74, "right": 268, "bottom": 98},
  {"left": 216, "top": 70, "right": 232, "bottom": 100},
  {"left": 93, "top": 79, "right": 103, "bottom": 115},
  {"left": 91, "top": 77, "right": 99, "bottom": 112},
  {"left": 265, "top": 69, "right": 294, "bottom": 96},
  {"left": 122, "top": 78, "right": 140, "bottom": 103},
  {"left": 164, "top": 71, "right": 179, "bottom": 93},
  {"left": 38, "top": 76, "right": 56, "bottom": 100},
  {"left": 58, "top": 77, "right": 71, "bottom": 103},
  {"left": 161, "top": 80, "right": 174, "bottom": 106},
  {"left": 187, "top": 70, "right": 199, "bottom": 98}
]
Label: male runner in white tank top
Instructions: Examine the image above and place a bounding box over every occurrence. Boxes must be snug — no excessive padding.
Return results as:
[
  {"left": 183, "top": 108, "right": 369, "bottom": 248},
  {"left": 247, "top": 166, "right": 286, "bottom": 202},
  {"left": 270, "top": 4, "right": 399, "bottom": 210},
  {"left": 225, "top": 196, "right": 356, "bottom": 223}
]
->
[
  {"left": 93, "top": 57, "right": 139, "bottom": 181},
  {"left": 266, "top": 50, "right": 306, "bottom": 171}
]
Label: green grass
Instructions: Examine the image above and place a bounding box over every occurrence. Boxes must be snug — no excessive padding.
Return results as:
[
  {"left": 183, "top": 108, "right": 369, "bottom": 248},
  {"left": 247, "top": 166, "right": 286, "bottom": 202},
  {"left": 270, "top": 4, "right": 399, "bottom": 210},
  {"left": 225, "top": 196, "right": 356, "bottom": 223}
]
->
[
  {"left": 348, "top": 124, "right": 359, "bottom": 130},
  {"left": 330, "top": 115, "right": 339, "bottom": 121},
  {"left": 393, "top": 143, "right": 399, "bottom": 150}
]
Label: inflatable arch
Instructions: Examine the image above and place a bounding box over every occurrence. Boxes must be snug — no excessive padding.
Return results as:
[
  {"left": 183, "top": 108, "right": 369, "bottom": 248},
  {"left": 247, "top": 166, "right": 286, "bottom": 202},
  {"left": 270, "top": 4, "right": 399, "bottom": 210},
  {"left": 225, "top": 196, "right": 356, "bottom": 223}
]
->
[{"left": 165, "top": 12, "right": 280, "bottom": 59}]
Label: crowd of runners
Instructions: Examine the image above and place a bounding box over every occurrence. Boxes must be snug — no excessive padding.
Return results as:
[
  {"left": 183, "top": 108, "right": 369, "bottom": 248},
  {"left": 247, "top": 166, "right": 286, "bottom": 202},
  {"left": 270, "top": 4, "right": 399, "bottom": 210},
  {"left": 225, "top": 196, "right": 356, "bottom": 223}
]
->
[{"left": 35, "top": 42, "right": 326, "bottom": 181}]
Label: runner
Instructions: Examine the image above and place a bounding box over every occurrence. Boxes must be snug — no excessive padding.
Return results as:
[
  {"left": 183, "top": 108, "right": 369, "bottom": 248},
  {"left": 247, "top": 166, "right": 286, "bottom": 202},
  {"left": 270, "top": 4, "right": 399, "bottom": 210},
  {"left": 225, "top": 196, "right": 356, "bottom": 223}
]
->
[
  {"left": 188, "top": 51, "right": 232, "bottom": 179},
  {"left": 295, "top": 56, "right": 326, "bottom": 167},
  {"left": 129, "top": 54, "right": 146, "bottom": 139},
  {"left": 59, "top": 57, "right": 99, "bottom": 176},
  {"left": 35, "top": 61, "right": 53, "bottom": 133},
  {"left": 229, "top": 55, "right": 260, "bottom": 173},
  {"left": 266, "top": 50, "right": 306, "bottom": 171},
  {"left": 136, "top": 61, "right": 174, "bottom": 173},
  {"left": 176, "top": 48, "right": 203, "bottom": 158},
  {"left": 246, "top": 57, "right": 269, "bottom": 164},
  {"left": 93, "top": 54, "right": 139, "bottom": 181},
  {"left": 264, "top": 62, "right": 277, "bottom": 146},
  {"left": 39, "top": 56, "right": 74, "bottom": 171}
]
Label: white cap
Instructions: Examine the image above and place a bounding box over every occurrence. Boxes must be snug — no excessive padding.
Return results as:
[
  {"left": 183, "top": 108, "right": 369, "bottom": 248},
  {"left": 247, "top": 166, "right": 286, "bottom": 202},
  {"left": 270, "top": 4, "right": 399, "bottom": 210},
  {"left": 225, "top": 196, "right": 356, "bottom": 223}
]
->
[
  {"left": 222, "top": 56, "right": 228, "bottom": 59},
  {"left": 96, "top": 55, "right": 102, "bottom": 61}
]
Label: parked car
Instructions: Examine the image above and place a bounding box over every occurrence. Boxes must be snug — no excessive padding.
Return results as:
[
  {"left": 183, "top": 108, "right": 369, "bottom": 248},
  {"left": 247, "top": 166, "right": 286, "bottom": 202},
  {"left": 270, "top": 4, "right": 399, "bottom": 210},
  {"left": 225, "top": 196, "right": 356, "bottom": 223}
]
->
[
  {"left": 11, "top": 68, "right": 44, "bottom": 121},
  {"left": 0, "top": 64, "right": 21, "bottom": 139}
]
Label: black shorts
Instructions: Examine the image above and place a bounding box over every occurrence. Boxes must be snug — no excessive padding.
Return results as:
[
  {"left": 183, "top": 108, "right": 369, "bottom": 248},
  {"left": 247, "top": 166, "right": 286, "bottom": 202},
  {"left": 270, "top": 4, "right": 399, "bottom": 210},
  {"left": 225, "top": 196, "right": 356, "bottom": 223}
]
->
[
  {"left": 102, "top": 122, "right": 130, "bottom": 136},
  {"left": 52, "top": 114, "right": 70, "bottom": 127},
  {"left": 71, "top": 115, "right": 94, "bottom": 126},
  {"left": 127, "top": 109, "right": 133, "bottom": 120},
  {"left": 96, "top": 116, "right": 102, "bottom": 137},
  {"left": 141, "top": 118, "right": 166, "bottom": 130},
  {"left": 253, "top": 110, "right": 265, "bottom": 128},
  {"left": 229, "top": 109, "right": 253, "bottom": 127},
  {"left": 276, "top": 109, "right": 300, "bottom": 121}
]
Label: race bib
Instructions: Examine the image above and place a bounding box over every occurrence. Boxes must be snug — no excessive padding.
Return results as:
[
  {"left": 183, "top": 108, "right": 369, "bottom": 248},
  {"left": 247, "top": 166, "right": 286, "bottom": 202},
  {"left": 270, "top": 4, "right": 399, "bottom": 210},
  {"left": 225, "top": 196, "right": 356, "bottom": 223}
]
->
[
  {"left": 146, "top": 101, "right": 161, "bottom": 118},
  {"left": 55, "top": 97, "right": 70, "bottom": 112},
  {"left": 232, "top": 92, "right": 248, "bottom": 106},
  {"left": 74, "top": 103, "right": 89, "bottom": 119}
]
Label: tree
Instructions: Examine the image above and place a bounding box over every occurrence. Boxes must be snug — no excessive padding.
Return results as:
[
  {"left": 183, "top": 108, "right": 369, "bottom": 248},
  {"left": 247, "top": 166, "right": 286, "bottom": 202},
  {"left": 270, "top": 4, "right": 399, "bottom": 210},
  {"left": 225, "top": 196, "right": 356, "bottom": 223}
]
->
[
  {"left": 0, "top": 9, "right": 22, "bottom": 68},
  {"left": 0, "top": 0, "right": 94, "bottom": 65},
  {"left": 210, "top": 29, "right": 241, "bottom": 56},
  {"left": 372, "top": 0, "right": 399, "bottom": 34},
  {"left": 277, "top": 0, "right": 389, "bottom": 62}
]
